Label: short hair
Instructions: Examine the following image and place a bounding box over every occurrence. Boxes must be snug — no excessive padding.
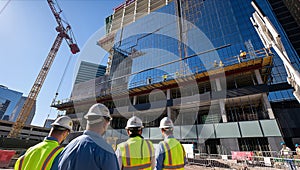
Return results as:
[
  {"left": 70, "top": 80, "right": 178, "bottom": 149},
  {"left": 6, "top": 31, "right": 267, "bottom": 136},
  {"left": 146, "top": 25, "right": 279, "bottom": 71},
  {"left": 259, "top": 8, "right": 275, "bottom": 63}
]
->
[
  {"left": 53, "top": 126, "right": 69, "bottom": 132},
  {"left": 127, "top": 127, "right": 142, "bottom": 134},
  {"left": 51, "top": 126, "right": 69, "bottom": 136}
]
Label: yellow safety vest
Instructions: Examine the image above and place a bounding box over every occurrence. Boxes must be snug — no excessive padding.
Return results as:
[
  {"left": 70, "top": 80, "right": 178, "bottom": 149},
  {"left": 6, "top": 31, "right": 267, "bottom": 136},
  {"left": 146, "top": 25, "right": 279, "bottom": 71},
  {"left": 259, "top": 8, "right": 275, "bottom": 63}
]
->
[
  {"left": 14, "top": 139, "right": 63, "bottom": 170},
  {"left": 161, "top": 138, "right": 185, "bottom": 170},
  {"left": 118, "top": 136, "right": 154, "bottom": 170}
]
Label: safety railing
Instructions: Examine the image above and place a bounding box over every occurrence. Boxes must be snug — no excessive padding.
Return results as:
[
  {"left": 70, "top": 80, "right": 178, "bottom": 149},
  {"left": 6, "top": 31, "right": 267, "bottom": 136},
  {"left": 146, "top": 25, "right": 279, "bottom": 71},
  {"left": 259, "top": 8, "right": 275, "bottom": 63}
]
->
[
  {"left": 127, "top": 48, "right": 270, "bottom": 89},
  {"left": 187, "top": 151, "right": 300, "bottom": 169},
  {"left": 52, "top": 48, "right": 271, "bottom": 106}
]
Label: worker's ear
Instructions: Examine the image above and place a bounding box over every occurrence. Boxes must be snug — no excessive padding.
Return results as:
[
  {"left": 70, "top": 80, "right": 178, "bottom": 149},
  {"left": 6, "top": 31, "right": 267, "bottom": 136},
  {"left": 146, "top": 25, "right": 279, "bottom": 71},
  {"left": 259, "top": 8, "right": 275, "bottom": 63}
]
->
[{"left": 64, "top": 130, "right": 69, "bottom": 138}]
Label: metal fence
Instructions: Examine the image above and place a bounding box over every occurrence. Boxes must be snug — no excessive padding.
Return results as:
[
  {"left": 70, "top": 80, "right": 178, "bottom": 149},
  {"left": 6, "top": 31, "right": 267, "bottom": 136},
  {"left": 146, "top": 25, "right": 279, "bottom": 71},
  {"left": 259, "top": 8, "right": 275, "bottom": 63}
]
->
[{"left": 187, "top": 151, "right": 300, "bottom": 169}]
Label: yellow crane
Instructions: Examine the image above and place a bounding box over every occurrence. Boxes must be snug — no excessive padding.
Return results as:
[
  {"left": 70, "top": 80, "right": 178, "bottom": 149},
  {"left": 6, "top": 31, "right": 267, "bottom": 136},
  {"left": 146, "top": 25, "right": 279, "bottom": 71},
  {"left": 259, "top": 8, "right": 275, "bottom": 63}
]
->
[{"left": 8, "top": 0, "right": 79, "bottom": 138}]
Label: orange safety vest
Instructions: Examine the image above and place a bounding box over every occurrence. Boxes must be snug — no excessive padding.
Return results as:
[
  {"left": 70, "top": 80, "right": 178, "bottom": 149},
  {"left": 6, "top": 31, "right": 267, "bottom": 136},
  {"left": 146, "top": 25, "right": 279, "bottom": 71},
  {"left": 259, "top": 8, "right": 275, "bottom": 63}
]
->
[
  {"left": 118, "top": 136, "right": 154, "bottom": 170},
  {"left": 161, "top": 138, "right": 185, "bottom": 169}
]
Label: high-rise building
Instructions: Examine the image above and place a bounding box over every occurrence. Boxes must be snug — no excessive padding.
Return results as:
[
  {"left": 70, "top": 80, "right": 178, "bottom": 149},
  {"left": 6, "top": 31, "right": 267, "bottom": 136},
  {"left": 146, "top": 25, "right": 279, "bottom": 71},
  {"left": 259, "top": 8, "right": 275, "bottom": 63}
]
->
[
  {"left": 54, "top": 0, "right": 300, "bottom": 153},
  {"left": 0, "top": 85, "right": 35, "bottom": 124},
  {"left": 0, "top": 98, "right": 10, "bottom": 119},
  {"left": 0, "top": 85, "right": 22, "bottom": 120},
  {"left": 282, "top": 0, "right": 300, "bottom": 27},
  {"left": 74, "top": 61, "right": 107, "bottom": 84},
  {"left": 267, "top": 0, "right": 300, "bottom": 57},
  {"left": 43, "top": 119, "right": 55, "bottom": 129},
  {"left": 9, "top": 96, "right": 36, "bottom": 125}
]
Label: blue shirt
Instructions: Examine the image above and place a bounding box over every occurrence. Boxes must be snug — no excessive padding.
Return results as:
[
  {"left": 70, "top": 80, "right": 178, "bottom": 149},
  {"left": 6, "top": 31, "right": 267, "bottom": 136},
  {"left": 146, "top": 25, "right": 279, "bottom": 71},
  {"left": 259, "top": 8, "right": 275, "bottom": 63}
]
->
[
  {"left": 51, "top": 130, "right": 120, "bottom": 170},
  {"left": 45, "top": 136, "right": 59, "bottom": 142}
]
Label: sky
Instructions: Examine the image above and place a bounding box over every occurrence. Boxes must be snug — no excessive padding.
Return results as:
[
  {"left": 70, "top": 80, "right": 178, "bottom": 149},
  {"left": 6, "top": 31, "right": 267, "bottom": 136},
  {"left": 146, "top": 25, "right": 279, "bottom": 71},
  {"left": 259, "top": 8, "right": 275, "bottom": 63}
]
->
[{"left": 0, "top": 0, "right": 123, "bottom": 126}]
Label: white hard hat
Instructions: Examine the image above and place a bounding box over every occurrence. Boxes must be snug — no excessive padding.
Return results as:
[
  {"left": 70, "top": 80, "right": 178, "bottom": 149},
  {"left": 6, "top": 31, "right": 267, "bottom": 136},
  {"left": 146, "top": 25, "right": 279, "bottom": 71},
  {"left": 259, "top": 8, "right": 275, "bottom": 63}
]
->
[
  {"left": 159, "top": 117, "right": 174, "bottom": 129},
  {"left": 125, "top": 116, "right": 144, "bottom": 129},
  {"left": 84, "top": 103, "right": 112, "bottom": 123},
  {"left": 51, "top": 116, "right": 73, "bottom": 131}
]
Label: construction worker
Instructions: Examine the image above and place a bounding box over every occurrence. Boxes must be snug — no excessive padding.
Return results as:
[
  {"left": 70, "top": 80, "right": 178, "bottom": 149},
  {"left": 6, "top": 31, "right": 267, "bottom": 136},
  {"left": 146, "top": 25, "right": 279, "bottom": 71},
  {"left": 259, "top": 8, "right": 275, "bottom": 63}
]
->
[
  {"left": 155, "top": 117, "right": 186, "bottom": 170},
  {"left": 296, "top": 144, "right": 300, "bottom": 156},
  {"left": 162, "top": 74, "right": 168, "bottom": 81},
  {"left": 53, "top": 103, "right": 119, "bottom": 170},
  {"left": 115, "top": 115, "right": 155, "bottom": 169},
  {"left": 213, "top": 60, "right": 218, "bottom": 67},
  {"left": 240, "top": 50, "right": 247, "bottom": 58},
  {"left": 293, "top": 144, "right": 300, "bottom": 160},
  {"left": 279, "top": 142, "right": 296, "bottom": 170},
  {"left": 280, "top": 142, "right": 292, "bottom": 158},
  {"left": 14, "top": 116, "right": 73, "bottom": 170}
]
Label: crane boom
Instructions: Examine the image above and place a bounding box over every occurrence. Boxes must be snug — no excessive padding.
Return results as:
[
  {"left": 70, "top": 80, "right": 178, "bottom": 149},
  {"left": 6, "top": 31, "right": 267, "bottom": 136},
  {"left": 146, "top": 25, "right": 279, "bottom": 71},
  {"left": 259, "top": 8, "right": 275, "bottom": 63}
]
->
[{"left": 8, "top": 0, "right": 79, "bottom": 138}]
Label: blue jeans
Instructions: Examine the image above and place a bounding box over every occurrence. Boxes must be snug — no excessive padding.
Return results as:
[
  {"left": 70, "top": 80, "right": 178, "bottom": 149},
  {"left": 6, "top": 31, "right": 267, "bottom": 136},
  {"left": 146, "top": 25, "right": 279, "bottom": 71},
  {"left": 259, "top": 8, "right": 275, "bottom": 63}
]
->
[{"left": 286, "top": 159, "right": 297, "bottom": 170}]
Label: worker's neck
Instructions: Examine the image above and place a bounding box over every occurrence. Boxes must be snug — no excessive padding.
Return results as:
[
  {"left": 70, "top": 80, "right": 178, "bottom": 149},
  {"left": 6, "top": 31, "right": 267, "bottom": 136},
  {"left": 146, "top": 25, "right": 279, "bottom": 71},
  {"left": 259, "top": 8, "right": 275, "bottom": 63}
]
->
[
  {"left": 164, "top": 133, "right": 174, "bottom": 139},
  {"left": 49, "top": 133, "right": 63, "bottom": 144},
  {"left": 87, "top": 126, "right": 105, "bottom": 136}
]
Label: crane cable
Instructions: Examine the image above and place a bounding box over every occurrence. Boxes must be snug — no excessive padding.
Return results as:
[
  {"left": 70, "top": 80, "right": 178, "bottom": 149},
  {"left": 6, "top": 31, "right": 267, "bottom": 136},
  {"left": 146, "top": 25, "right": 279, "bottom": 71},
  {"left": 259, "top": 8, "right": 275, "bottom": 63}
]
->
[
  {"left": 54, "top": 0, "right": 70, "bottom": 26},
  {"left": 51, "top": 54, "right": 73, "bottom": 106},
  {"left": 0, "top": 0, "right": 12, "bottom": 16},
  {"left": 54, "top": 0, "right": 79, "bottom": 48}
]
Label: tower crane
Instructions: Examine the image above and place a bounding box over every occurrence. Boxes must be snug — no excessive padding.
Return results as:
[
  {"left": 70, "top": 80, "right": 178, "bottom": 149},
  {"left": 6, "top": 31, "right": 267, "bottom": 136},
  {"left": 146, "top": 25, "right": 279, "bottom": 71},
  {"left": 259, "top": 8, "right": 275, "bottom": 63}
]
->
[{"left": 8, "top": 0, "right": 80, "bottom": 138}]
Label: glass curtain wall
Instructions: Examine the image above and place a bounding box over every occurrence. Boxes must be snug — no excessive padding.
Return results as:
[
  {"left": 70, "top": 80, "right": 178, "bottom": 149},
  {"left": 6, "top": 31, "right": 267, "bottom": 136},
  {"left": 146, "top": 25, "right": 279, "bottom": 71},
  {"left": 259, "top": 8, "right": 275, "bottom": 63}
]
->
[{"left": 111, "top": 0, "right": 300, "bottom": 101}]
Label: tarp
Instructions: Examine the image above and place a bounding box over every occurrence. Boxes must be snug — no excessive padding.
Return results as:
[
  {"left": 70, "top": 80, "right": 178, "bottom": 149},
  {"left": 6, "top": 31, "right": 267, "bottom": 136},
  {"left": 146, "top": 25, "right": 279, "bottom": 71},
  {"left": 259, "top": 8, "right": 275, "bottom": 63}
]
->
[
  {"left": 0, "top": 150, "right": 16, "bottom": 168},
  {"left": 231, "top": 151, "right": 253, "bottom": 161}
]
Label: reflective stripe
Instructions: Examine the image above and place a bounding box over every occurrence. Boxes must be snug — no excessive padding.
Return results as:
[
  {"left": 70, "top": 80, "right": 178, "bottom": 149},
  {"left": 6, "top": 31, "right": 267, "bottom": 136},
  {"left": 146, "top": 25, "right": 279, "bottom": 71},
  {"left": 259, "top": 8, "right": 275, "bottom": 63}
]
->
[
  {"left": 41, "top": 146, "right": 62, "bottom": 170},
  {"left": 162, "top": 139, "right": 185, "bottom": 170},
  {"left": 164, "top": 142, "right": 172, "bottom": 165},
  {"left": 124, "top": 143, "right": 131, "bottom": 166},
  {"left": 120, "top": 137, "right": 153, "bottom": 170},
  {"left": 163, "top": 164, "right": 185, "bottom": 169},
  {"left": 123, "top": 162, "right": 152, "bottom": 170},
  {"left": 145, "top": 140, "right": 152, "bottom": 158},
  {"left": 18, "top": 156, "right": 25, "bottom": 170}
]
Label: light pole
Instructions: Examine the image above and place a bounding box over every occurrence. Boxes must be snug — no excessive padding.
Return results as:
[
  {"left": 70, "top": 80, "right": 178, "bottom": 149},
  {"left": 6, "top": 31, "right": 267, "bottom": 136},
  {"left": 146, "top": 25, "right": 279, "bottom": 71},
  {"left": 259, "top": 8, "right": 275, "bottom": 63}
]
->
[{"left": 250, "top": 1, "right": 300, "bottom": 103}]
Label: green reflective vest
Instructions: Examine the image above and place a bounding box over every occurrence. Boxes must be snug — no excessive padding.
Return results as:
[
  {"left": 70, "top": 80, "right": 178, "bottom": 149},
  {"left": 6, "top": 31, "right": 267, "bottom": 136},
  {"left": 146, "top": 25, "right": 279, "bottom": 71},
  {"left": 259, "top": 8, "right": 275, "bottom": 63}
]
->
[
  {"left": 14, "top": 139, "right": 63, "bottom": 170},
  {"left": 118, "top": 136, "right": 154, "bottom": 170},
  {"left": 162, "top": 138, "right": 185, "bottom": 169}
]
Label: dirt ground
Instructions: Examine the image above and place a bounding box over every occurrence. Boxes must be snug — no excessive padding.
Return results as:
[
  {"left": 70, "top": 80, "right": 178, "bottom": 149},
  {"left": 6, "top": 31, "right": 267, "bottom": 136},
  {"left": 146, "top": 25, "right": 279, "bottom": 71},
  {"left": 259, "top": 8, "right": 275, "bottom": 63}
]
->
[{"left": 184, "top": 164, "right": 284, "bottom": 170}]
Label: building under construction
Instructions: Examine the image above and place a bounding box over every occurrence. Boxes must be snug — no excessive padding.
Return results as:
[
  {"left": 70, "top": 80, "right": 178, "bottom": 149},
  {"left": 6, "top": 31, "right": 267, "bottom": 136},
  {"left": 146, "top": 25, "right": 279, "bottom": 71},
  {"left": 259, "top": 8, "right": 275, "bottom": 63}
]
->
[{"left": 53, "top": 0, "right": 300, "bottom": 155}]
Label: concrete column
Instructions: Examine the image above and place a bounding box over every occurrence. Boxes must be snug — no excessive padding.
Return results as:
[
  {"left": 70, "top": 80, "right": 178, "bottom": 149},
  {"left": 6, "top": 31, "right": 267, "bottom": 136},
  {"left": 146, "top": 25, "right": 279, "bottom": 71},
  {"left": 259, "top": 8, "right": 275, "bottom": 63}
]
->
[
  {"left": 215, "top": 78, "right": 227, "bottom": 122},
  {"left": 255, "top": 70, "right": 275, "bottom": 119},
  {"left": 167, "top": 89, "right": 171, "bottom": 118},
  {"left": 219, "top": 99, "right": 227, "bottom": 122},
  {"left": 148, "top": 0, "right": 151, "bottom": 14},
  {"left": 215, "top": 78, "right": 222, "bottom": 91},
  {"left": 167, "top": 89, "right": 171, "bottom": 99},
  {"left": 133, "top": 0, "right": 138, "bottom": 22},
  {"left": 133, "top": 96, "right": 137, "bottom": 105},
  {"left": 120, "top": 3, "right": 126, "bottom": 29},
  {"left": 255, "top": 69, "right": 263, "bottom": 84},
  {"left": 167, "top": 107, "right": 171, "bottom": 118}
]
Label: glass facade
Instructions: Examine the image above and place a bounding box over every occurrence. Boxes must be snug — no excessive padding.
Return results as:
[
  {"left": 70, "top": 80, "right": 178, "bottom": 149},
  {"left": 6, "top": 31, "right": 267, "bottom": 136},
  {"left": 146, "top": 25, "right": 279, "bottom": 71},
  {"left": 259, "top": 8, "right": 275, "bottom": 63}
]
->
[
  {"left": 9, "top": 96, "right": 35, "bottom": 125},
  {"left": 74, "top": 61, "right": 107, "bottom": 84},
  {"left": 0, "top": 86, "right": 35, "bottom": 124},
  {"left": 0, "top": 86, "right": 23, "bottom": 120},
  {"left": 0, "top": 97, "right": 10, "bottom": 119},
  {"left": 110, "top": 0, "right": 299, "bottom": 102}
]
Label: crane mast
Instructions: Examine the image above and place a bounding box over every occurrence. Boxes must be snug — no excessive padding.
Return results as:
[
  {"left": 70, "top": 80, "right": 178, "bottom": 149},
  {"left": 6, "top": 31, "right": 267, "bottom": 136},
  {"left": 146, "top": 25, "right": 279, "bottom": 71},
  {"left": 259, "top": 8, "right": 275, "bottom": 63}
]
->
[{"left": 8, "top": 0, "right": 79, "bottom": 138}]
